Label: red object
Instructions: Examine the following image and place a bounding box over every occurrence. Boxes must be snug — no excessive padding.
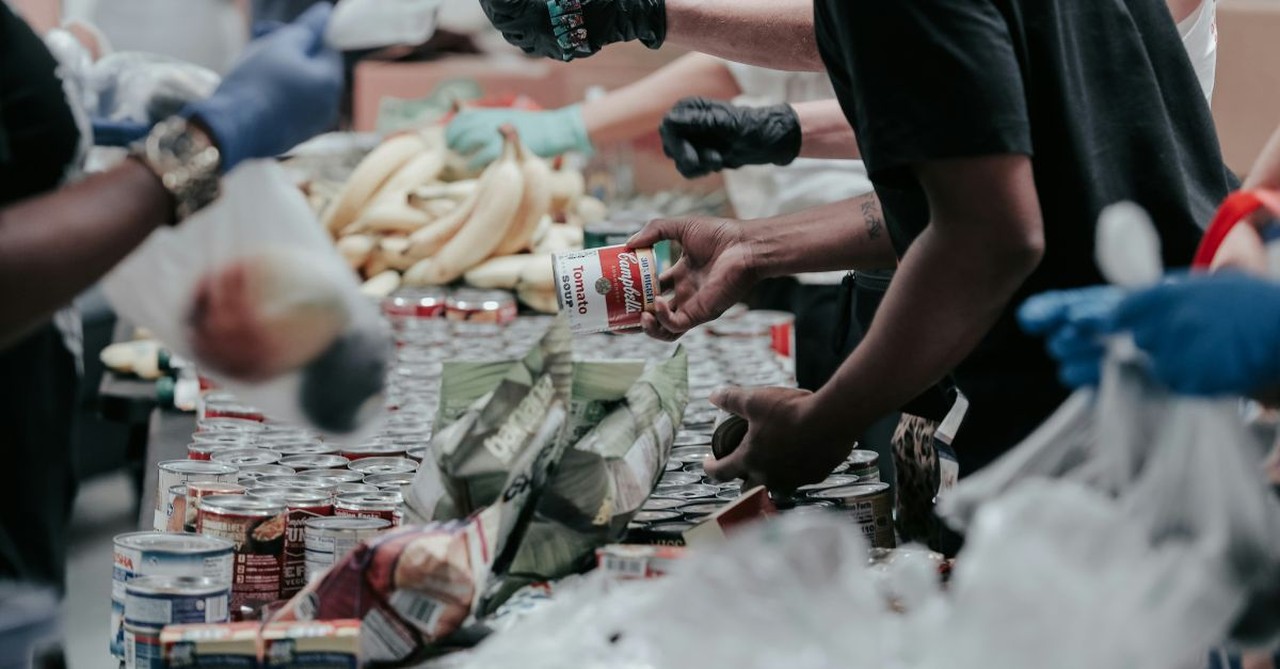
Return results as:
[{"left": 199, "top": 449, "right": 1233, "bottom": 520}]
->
[{"left": 1193, "top": 189, "right": 1280, "bottom": 268}]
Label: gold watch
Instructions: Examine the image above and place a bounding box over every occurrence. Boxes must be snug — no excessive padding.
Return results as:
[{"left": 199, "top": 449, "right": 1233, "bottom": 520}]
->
[{"left": 129, "top": 117, "right": 222, "bottom": 224}]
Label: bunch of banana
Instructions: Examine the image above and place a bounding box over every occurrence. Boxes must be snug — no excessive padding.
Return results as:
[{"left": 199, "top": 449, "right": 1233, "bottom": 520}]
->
[{"left": 322, "top": 124, "right": 602, "bottom": 313}]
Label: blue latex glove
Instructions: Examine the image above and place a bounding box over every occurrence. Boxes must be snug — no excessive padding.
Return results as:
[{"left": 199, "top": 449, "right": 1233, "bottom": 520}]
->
[
  {"left": 1019, "top": 285, "right": 1124, "bottom": 389},
  {"left": 1112, "top": 273, "right": 1280, "bottom": 396},
  {"left": 183, "top": 4, "right": 343, "bottom": 173},
  {"left": 446, "top": 105, "right": 591, "bottom": 170},
  {"left": 92, "top": 119, "right": 152, "bottom": 147}
]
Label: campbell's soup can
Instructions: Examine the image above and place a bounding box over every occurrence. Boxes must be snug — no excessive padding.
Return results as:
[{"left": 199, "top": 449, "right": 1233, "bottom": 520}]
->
[
  {"left": 553, "top": 245, "right": 660, "bottom": 334},
  {"left": 196, "top": 495, "right": 288, "bottom": 618},
  {"left": 124, "top": 623, "right": 164, "bottom": 669},
  {"left": 445, "top": 289, "right": 518, "bottom": 325},
  {"left": 743, "top": 310, "right": 796, "bottom": 360},
  {"left": 153, "top": 461, "right": 238, "bottom": 531},
  {"left": 168, "top": 482, "right": 246, "bottom": 533},
  {"left": 211, "top": 449, "right": 281, "bottom": 469},
  {"left": 244, "top": 490, "right": 333, "bottom": 599},
  {"left": 384, "top": 287, "right": 448, "bottom": 320},
  {"left": 111, "top": 532, "right": 233, "bottom": 659},
  {"left": 332, "top": 482, "right": 378, "bottom": 496},
  {"left": 810, "top": 483, "right": 895, "bottom": 549},
  {"left": 334, "top": 491, "right": 402, "bottom": 527},
  {"left": 846, "top": 449, "right": 881, "bottom": 483}
]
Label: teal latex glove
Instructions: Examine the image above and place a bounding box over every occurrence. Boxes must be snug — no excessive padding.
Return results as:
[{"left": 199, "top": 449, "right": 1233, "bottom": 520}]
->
[{"left": 446, "top": 105, "right": 591, "bottom": 169}]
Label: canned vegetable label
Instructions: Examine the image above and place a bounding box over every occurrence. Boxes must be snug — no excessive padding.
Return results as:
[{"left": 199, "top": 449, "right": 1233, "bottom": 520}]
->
[
  {"left": 246, "top": 491, "right": 333, "bottom": 599},
  {"left": 553, "top": 245, "right": 660, "bottom": 334},
  {"left": 811, "top": 483, "right": 895, "bottom": 549},
  {"left": 124, "top": 576, "right": 229, "bottom": 628},
  {"left": 303, "top": 517, "right": 391, "bottom": 584},
  {"left": 196, "top": 496, "right": 287, "bottom": 615}
]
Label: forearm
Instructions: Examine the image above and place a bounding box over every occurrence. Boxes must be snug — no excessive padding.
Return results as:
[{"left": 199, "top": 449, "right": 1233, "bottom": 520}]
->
[
  {"left": 664, "top": 0, "right": 824, "bottom": 72},
  {"left": 582, "top": 52, "right": 742, "bottom": 145},
  {"left": 745, "top": 193, "right": 896, "bottom": 276},
  {"left": 794, "top": 99, "right": 859, "bottom": 159},
  {"left": 0, "top": 160, "right": 172, "bottom": 346},
  {"left": 1244, "top": 124, "right": 1280, "bottom": 191}
]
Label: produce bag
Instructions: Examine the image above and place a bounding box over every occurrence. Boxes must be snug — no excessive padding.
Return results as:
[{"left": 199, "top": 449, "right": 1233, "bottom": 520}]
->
[
  {"left": 325, "top": 0, "right": 442, "bottom": 51},
  {"left": 101, "top": 161, "right": 391, "bottom": 436}
]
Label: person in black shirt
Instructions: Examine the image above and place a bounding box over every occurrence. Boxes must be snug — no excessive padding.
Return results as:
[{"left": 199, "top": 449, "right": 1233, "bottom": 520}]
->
[{"left": 0, "top": 4, "right": 342, "bottom": 588}]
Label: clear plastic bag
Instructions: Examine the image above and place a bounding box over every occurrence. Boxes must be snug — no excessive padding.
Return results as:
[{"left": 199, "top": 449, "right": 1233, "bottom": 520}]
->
[
  {"left": 325, "top": 0, "right": 443, "bottom": 51},
  {"left": 100, "top": 161, "right": 391, "bottom": 436},
  {"left": 89, "top": 52, "right": 220, "bottom": 124}
]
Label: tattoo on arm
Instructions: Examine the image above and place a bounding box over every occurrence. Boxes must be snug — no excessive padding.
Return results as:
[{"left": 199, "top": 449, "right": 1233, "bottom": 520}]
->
[{"left": 860, "top": 196, "right": 883, "bottom": 240}]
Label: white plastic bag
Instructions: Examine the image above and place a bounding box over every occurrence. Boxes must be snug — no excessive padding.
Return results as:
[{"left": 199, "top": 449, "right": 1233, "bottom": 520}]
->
[
  {"left": 101, "top": 161, "right": 391, "bottom": 436},
  {"left": 325, "top": 0, "right": 442, "bottom": 51}
]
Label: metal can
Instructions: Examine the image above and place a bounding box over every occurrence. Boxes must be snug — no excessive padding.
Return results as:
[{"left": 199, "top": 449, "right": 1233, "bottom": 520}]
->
[
  {"left": 210, "top": 449, "right": 281, "bottom": 469},
  {"left": 383, "top": 287, "right": 448, "bottom": 320},
  {"left": 242, "top": 490, "right": 333, "bottom": 599},
  {"left": 673, "top": 432, "right": 713, "bottom": 448},
  {"left": 196, "top": 417, "right": 263, "bottom": 434},
  {"left": 632, "top": 510, "right": 682, "bottom": 524},
  {"left": 338, "top": 443, "right": 408, "bottom": 461},
  {"left": 641, "top": 497, "right": 685, "bottom": 512},
  {"left": 649, "top": 484, "right": 721, "bottom": 501},
  {"left": 111, "top": 532, "right": 233, "bottom": 659},
  {"left": 794, "top": 475, "right": 861, "bottom": 499},
  {"left": 124, "top": 576, "right": 229, "bottom": 631},
  {"left": 236, "top": 465, "right": 296, "bottom": 485},
  {"left": 200, "top": 399, "right": 265, "bottom": 423},
  {"left": 846, "top": 449, "right": 881, "bottom": 482},
  {"left": 196, "top": 495, "right": 288, "bottom": 616},
  {"left": 186, "top": 436, "right": 253, "bottom": 460},
  {"left": 404, "top": 446, "right": 427, "bottom": 462},
  {"left": 670, "top": 445, "right": 714, "bottom": 464},
  {"left": 279, "top": 454, "right": 351, "bottom": 471},
  {"left": 303, "top": 517, "right": 391, "bottom": 584},
  {"left": 810, "top": 483, "right": 895, "bottom": 549},
  {"left": 348, "top": 457, "right": 418, "bottom": 477},
  {"left": 333, "top": 491, "right": 403, "bottom": 527},
  {"left": 298, "top": 470, "right": 365, "bottom": 485},
  {"left": 711, "top": 413, "right": 748, "bottom": 461},
  {"left": 251, "top": 475, "right": 330, "bottom": 491},
  {"left": 175, "top": 482, "right": 246, "bottom": 533},
  {"left": 154, "top": 461, "right": 238, "bottom": 531},
  {"left": 655, "top": 472, "right": 702, "bottom": 487},
  {"left": 678, "top": 501, "right": 725, "bottom": 520},
  {"left": 124, "top": 623, "right": 164, "bottom": 669},
  {"left": 553, "top": 245, "right": 661, "bottom": 334},
  {"left": 264, "top": 442, "right": 338, "bottom": 457},
  {"left": 362, "top": 473, "right": 415, "bottom": 494},
  {"left": 446, "top": 289, "right": 518, "bottom": 325}
]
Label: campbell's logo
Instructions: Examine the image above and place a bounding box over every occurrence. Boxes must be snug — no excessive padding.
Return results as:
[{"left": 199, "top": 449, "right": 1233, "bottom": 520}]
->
[{"left": 616, "top": 252, "right": 643, "bottom": 315}]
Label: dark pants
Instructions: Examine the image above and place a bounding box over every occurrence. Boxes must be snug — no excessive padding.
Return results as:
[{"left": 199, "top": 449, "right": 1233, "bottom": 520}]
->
[{"left": 0, "top": 324, "right": 78, "bottom": 591}]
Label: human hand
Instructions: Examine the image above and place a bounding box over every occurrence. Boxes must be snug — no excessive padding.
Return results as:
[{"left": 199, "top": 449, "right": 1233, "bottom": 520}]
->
[
  {"left": 704, "top": 386, "right": 858, "bottom": 492},
  {"left": 446, "top": 105, "right": 590, "bottom": 169},
  {"left": 478, "top": 0, "right": 665, "bottom": 62},
  {"left": 660, "top": 97, "right": 801, "bottom": 178},
  {"left": 1018, "top": 285, "right": 1124, "bottom": 389},
  {"left": 184, "top": 4, "right": 343, "bottom": 172},
  {"left": 627, "top": 217, "right": 759, "bottom": 341}
]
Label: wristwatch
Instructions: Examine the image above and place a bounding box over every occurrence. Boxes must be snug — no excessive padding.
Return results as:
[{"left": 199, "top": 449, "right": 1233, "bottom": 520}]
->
[{"left": 129, "top": 116, "right": 222, "bottom": 224}]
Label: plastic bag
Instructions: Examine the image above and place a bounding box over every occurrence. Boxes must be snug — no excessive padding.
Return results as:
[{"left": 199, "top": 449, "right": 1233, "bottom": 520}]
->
[
  {"left": 325, "top": 0, "right": 443, "bottom": 51},
  {"left": 100, "top": 161, "right": 391, "bottom": 436},
  {"left": 89, "top": 52, "right": 220, "bottom": 124}
]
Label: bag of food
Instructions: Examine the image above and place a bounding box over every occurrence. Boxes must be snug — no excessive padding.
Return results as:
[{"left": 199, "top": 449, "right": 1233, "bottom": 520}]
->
[
  {"left": 100, "top": 161, "right": 391, "bottom": 436},
  {"left": 325, "top": 0, "right": 442, "bottom": 51}
]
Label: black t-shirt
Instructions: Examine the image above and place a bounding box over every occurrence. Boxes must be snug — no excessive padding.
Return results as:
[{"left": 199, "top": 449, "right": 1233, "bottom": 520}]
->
[
  {"left": 0, "top": 3, "right": 80, "bottom": 206},
  {"left": 816, "top": 0, "right": 1235, "bottom": 472}
]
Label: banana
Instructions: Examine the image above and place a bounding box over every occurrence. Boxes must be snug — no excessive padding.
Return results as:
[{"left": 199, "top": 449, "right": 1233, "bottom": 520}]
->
[
  {"left": 379, "top": 237, "right": 418, "bottom": 271},
  {"left": 493, "top": 137, "right": 552, "bottom": 256},
  {"left": 573, "top": 196, "right": 607, "bottom": 227},
  {"left": 414, "top": 198, "right": 459, "bottom": 219},
  {"left": 516, "top": 253, "right": 556, "bottom": 292},
  {"left": 410, "top": 179, "right": 478, "bottom": 203},
  {"left": 528, "top": 214, "right": 554, "bottom": 249},
  {"left": 370, "top": 150, "right": 447, "bottom": 205},
  {"left": 403, "top": 128, "right": 525, "bottom": 286},
  {"left": 347, "top": 200, "right": 434, "bottom": 236},
  {"left": 534, "top": 223, "right": 585, "bottom": 255},
  {"left": 548, "top": 168, "right": 585, "bottom": 214},
  {"left": 464, "top": 254, "right": 534, "bottom": 290},
  {"left": 361, "top": 270, "right": 402, "bottom": 299},
  {"left": 322, "top": 133, "right": 425, "bottom": 236},
  {"left": 405, "top": 186, "right": 481, "bottom": 259},
  {"left": 336, "top": 234, "right": 377, "bottom": 270},
  {"left": 517, "top": 284, "right": 558, "bottom": 314}
]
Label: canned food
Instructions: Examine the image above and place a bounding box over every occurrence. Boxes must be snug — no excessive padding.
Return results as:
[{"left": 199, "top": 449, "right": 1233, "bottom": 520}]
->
[
  {"left": 187, "top": 436, "right": 253, "bottom": 460},
  {"left": 298, "top": 470, "right": 366, "bottom": 485},
  {"left": 124, "top": 576, "right": 229, "bottom": 631},
  {"left": 553, "top": 245, "right": 661, "bottom": 334},
  {"left": 846, "top": 449, "right": 881, "bottom": 482},
  {"left": 347, "top": 457, "right": 418, "bottom": 477},
  {"left": 265, "top": 442, "right": 338, "bottom": 457},
  {"left": 304, "top": 517, "right": 391, "bottom": 583},
  {"left": 363, "top": 473, "right": 415, "bottom": 492},
  {"left": 595, "top": 543, "right": 685, "bottom": 580},
  {"left": 663, "top": 460, "right": 684, "bottom": 472},
  {"left": 673, "top": 432, "right": 713, "bottom": 447},
  {"left": 242, "top": 490, "right": 332, "bottom": 599},
  {"left": 111, "top": 533, "right": 233, "bottom": 659},
  {"left": 655, "top": 472, "right": 701, "bottom": 487},
  {"left": 678, "top": 502, "right": 725, "bottom": 519},
  {"left": 279, "top": 454, "right": 350, "bottom": 471},
  {"left": 333, "top": 491, "right": 402, "bottom": 527},
  {"left": 404, "top": 446, "right": 427, "bottom": 462},
  {"left": 743, "top": 310, "right": 795, "bottom": 359},
  {"left": 338, "top": 443, "right": 408, "bottom": 461},
  {"left": 236, "top": 465, "right": 296, "bottom": 485},
  {"left": 632, "top": 509, "right": 683, "bottom": 524},
  {"left": 794, "top": 475, "right": 861, "bottom": 498},
  {"left": 810, "top": 483, "right": 895, "bottom": 549},
  {"left": 210, "top": 449, "right": 281, "bottom": 468},
  {"left": 172, "top": 482, "right": 246, "bottom": 533},
  {"left": 200, "top": 401, "right": 265, "bottom": 423},
  {"left": 332, "top": 482, "right": 378, "bottom": 496},
  {"left": 252, "top": 475, "right": 330, "bottom": 491},
  {"left": 445, "top": 289, "right": 518, "bottom": 325},
  {"left": 154, "top": 461, "right": 238, "bottom": 531},
  {"left": 196, "top": 417, "right": 263, "bottom": 434},
  {"left": 641, "top": 497, "right": 685, "bottom": 512},
  {"left": 649, "top": 484, "right": 720, "bottom": 501},
  {"left": 124, "top": 623, "right": 163, "bottom": 669},
  {"left": 670, "top": 445, "right": 714, "bottom": 464},
  {"left": 383, "top": 287, "right": 448, "bottom": 320},
  {"left": 711, "top": 414, "right": 747, "bottom": 460},
  {"left": 196, "top": 495, "right": 288, "bottom": 615}
]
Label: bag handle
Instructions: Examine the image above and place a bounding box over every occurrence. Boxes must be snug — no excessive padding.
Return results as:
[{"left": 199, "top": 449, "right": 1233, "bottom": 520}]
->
[{"left": 1192, "top": 189, "right": 1280, "bottom": 268}]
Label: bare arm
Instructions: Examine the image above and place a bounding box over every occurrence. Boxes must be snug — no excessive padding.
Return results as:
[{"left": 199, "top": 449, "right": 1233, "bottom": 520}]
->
[
  {"left": 808, "top": 155, "right": 1045, "bottom": 429},
  {"left": 794, "top": 99, "right": 860, "bottom": 160},
  {"left": 582, "top": 52, "right": 742, "bottom": 146},
  {"left": 664, "top": 0, "right": 824, "bottom": 72},
  {"left": 0, "top": 159, "right": 172, "bottom": 347},
  {"left": 1244, "top": 123, "right": 1280, "bottom": 191},
  {"left": 749, "top": 193, "right": 895, "bottom": 274}
]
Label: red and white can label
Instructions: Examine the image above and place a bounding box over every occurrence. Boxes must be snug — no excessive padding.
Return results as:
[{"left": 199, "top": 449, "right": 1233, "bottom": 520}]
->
[{"left": 553, "top": 245, "right": 659, "bottom": 334}]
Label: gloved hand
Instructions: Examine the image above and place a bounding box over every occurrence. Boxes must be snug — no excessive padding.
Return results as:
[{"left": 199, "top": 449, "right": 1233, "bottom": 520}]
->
[
  {"left": 479, "top": 0, "right": 665, "bottom": 62},
  {"left": 660, "top": 97, "right": 802, "bottom": 179},
  {"left": 183, "top": 4, "right": 343, "bottom": 173},
  {"left": 446, "top": 105, "right": 591, "bottom": 169},
  {"left": 1018, "top": 285, "right": 1124, "bottom": 388}
]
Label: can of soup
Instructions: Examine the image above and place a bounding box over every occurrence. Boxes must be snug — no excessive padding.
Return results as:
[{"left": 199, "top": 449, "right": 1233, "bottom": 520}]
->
[
  {"left": 265, "top": 442, "right": 338, "bottom": 457},
  {"left": 552, "top": 245, "right": 661, "bottom": 334},
  {"left": 124, "top": 623, "right": 164, "bottom": 669},
  {"left": 810, "top": 483, "right": 895, "bottom": 548},
  {"left": 169, "top": 482, "right": 246, "bottom": 533},
  {"left": 243, "top": 490, "right": 333, "bottom": 599},
  {"left": 348, "top": 457, "right": 418, "bottom": 477},
  {"left": 124, "top": 576, "right": 229, "bottom": 631},
  {"left": 236, "top": 465, "right": 296, "bottom": 486},
  {"left": 111, "top": 532, "right": 233, "bottom": 658},
  {"left": 279, "top": 454, "right": 350, "bottom": 472},
  {"left": 339, "top": 442, "right": 408, "bottom": 461},
  {"left": 196, "top": 496, "right": 288, "bottom": 616},
  {"left": 298, "top": 470, "right": 365, "bottom": 485},
  {"left": 303, "top": 517, "right": 391, "bottom": 584},
  {"left": 154, "top": 461, "right": 238, "bottom": 531},
  {"left": 210, "top": 449, "right": 281, "bottom": 469},
  {"left": 333, "top": 491, "right": 403, "bottom": 527},
  {"left": 383, "top": 287, "right": 448, "bottom": 320},
  {"left": 362, "top": 473, "right": 415, "bottom": 494},
  {"left": 332, "top": 482, "right": 378, "bottom": 496},
  {"left": 445, "top": 289, "right": 519, "bottom": 325},
  {"left": 846, "top": 449, "right": 881, "bottom": 482},
  {"left": 187, "top": 436, "right": 253, "bottom": 461}
]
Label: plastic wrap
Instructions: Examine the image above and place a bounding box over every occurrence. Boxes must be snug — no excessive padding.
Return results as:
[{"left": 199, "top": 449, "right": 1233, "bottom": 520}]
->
[
  {"left": 326, "top": 0, "right": 443, "bottom": 51},
  {"left": 100, "top": 161, "right": 391, "bottom": 437},
  {"left": 89, "top": 52, "right": 220, "bottom": 124}
]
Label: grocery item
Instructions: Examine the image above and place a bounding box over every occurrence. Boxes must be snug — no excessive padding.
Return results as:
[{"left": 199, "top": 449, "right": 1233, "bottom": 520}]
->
[
  {"left": 186, "top": 436, "right": 252, "bottom": 461},
  {"left": 196, "top": 495, "right": 288, "bottom": 616},
  {"left": 124, "top": 576, "right": 229, "bottom": 633},
  {"left": 153, "top": 461, "right": 238, "bottom": 531},
  {"left": 322, "top": 132, "right": 430, "bottom": 236},
  {"left": 383, "top": 287, "right": 448, "bottom": 321},
  {"left": 279, "top": 454, "right": 351, "bottom": 471},
  {"left": 334, "top": 491, "right": 403, "bottom": 527},
  {"left": 303, "top": 517, "right": 392, "bottom": 584},
  {"left": 595, "top": 545, "right": 686, "bottom": 580},
  {"left": 173, "top": 482, "right": 246, "bottom": 533},
  {"left": 810, "top": 483, "right": 895, "bottom": 549},
  {"left": 552, "top": 245, "right": 661, "bottom": 334},
  {"left": 124, "top": 623, "right": 163, "bottom": 669},
  {"left": 444, "top": 289, "right": 518, "bottom": 326},
  {"left": 265, "top": 442, "right": 339, "bottom": 457},
  {"left": 846, "top": 450, "right": 881, "bottom": 482},
  {"left": 348, "top": 457, "right": 418, "bottom": 477},
  {"left": 160, "top": 622, "right": 260, "bottom": 668},
  {"left": 210, "top": 449, "right": 281, "bottom": 468},
  {"left": 260, "top": 620, "right": 361, "bottom": 669},
  {"left": 363, "top": 473, "right": 416, "bottom": 493},
  {"left": 339, "top": 442, "right": 408, "bottom": 461},
  {"left": 236, "top": 465, "right": 297, "bottom": 485},
  {"left": 243, "top": 490, "right": 333, "bottom": 600}
]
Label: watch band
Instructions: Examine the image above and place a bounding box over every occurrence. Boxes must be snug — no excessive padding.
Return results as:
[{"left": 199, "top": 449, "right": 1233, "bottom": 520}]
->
[{"left": 130, "top": 117, "right": 222, "bottom": 224}]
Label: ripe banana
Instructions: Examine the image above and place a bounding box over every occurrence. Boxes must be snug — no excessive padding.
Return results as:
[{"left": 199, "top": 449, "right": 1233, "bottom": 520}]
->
[
  {"left": 379, "top": 237, "right": 418, "bottom": 272},
  {"left": 336, "top": 234, "right": 377, "bottom": 270},
  {"left": 534, "top": 223, "right": 585, "bottom": 255},
  {"left": 405, "top": 186, "right": 480, "bottom": 259},
  {"left": 322, "top": 133, "right": 425, "bottom": 236},
  {"left": 347, "top": 200, "right": 434, "bottom": 236},
  {"left": 370, "top": 150, "right": 447, "bottom": 205},
  {"left": 403, "top": 127, "right": 525, "bottom": 286},
  {"left": 464, "top": 254, "right": 534, "bottom": 290},
  {"left": 516, "top": 254, "right": 556, "bottom": 292},
  {"left": 493, "top": 136, "right": 552, "bottom": 256},
  {"left": 411, "top": 180, "right": 478, "bottom": 203},
  {"left": 516, "top": 284, "right": 558, "bottom": 314},
  {"left": 361, "top": 270, "right": 402, "bottom": 299},
  {"left": 548, "top": 168, "right": 585, "bottom": 213},
  {"left": 574, "top": 196, "right": 607, "bottom": 227}
]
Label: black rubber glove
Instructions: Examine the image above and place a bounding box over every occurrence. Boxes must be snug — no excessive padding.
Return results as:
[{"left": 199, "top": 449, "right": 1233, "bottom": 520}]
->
[
  {"left": 479, "top": 0, "right": 666, "bottom": 62},
  {"left": 660, "top": 97, "right": 802, "bottom": 179}
]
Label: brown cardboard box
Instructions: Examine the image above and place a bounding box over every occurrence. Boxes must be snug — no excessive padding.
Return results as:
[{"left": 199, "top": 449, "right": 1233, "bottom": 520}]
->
[{"left": 1213, "top": 0, "right": 1280, "bottom": 176}]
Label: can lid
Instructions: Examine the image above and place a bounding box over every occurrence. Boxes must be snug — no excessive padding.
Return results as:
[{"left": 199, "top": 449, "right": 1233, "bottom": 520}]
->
[
  {"left": 113, "top": 531, "right": 233, "bottom": 553},
  {"left": 447, "top": 289, "right": 516, "bottom": 311},
  {"left": 304, "top": 517, "right": 392, "bottom": 531},
  {"left": 197, "top": 495, "right": 286, "bottom": 515},
  {"left": 809, "top": 482, "right": 891, "bottom": 501},
  {"left": 336, "top": 491, "right": 402, "bottom": 505},
  {"left": 649, "top": 484, "right": 720, "bottom": 501},
  {"left": 641, "top": 497, "right": 685, "bottom": 512},
  {"left": 185, "top": 482, "right": 247, "bottom": 496},
  {"left": 246, "top": 489, "right": 331, "bottom": 505},
  {"left": 299, "top": 470, "right": 366, "bottom": 484},
  {"left": 279, "top": 455, "right": 351, "bottom": 469},
  {"left": 126, "top": 575, "right": 228, "bottom": 597},
  {"left": 847, "top": 449, "right": 879, "bottom": 467},
  {"left": 632, "top": 510, "right": 682, "bottom": 523},
  {"left": 210, "top": 449, "right": 281, "bottom": 467},
  {"left": 348, "top": 457, "right": 418, "bottom": 474},
  {"left": 710, "top": 416, "right": 748, "bottom": 461},
  {"left": 157, "top": 460, "right": 239, "bottom": 476},
  {"left": 363, "top": 473, "right": 415, "bottom": 487}
]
